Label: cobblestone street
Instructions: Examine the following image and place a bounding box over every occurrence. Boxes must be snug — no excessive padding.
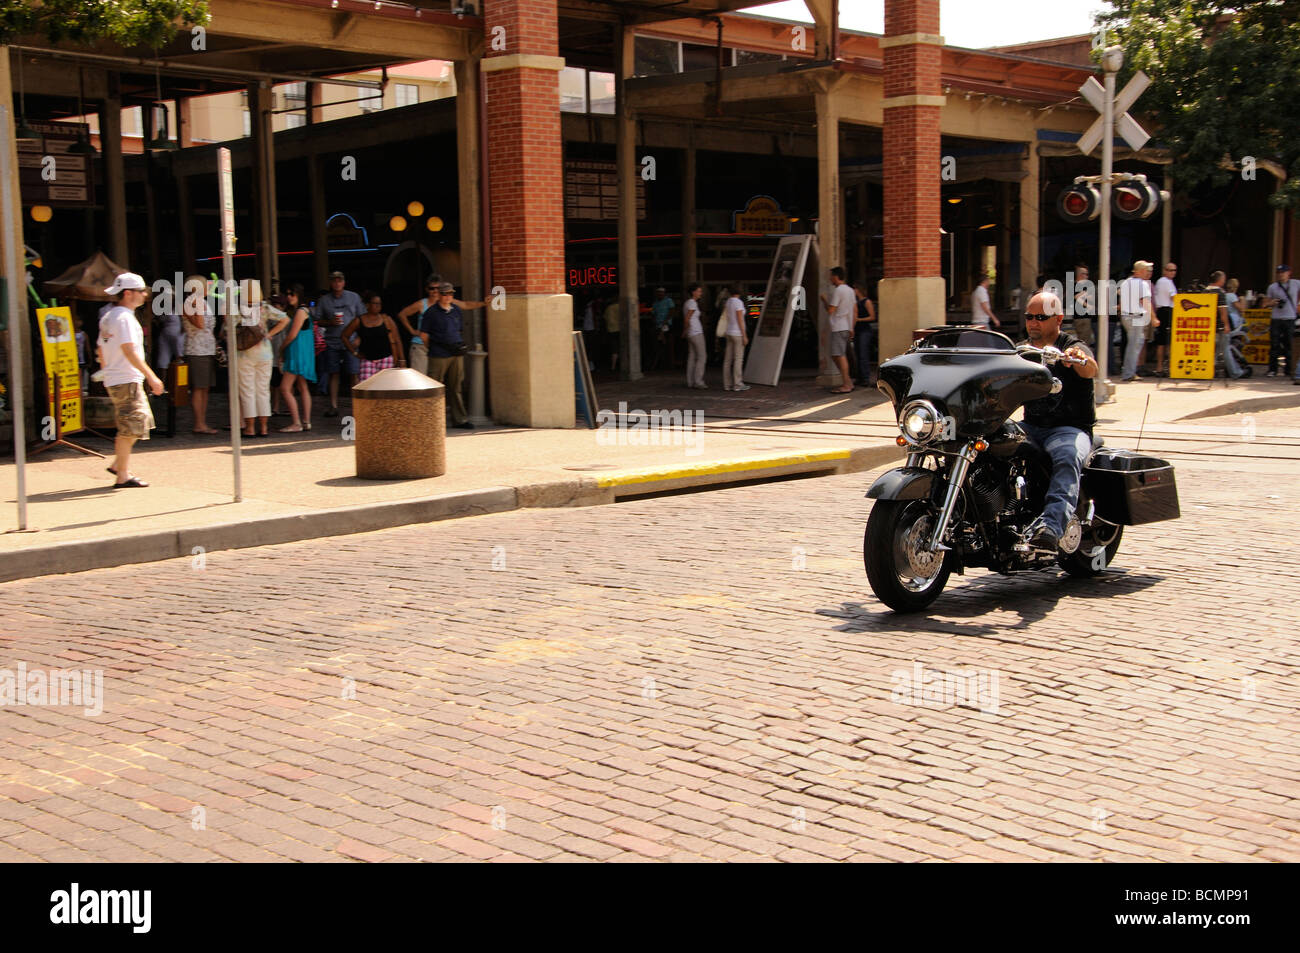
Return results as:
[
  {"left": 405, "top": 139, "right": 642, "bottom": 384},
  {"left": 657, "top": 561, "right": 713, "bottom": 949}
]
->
[{"left": 1, "top": 445, "right": 1297, "bottom": 862}]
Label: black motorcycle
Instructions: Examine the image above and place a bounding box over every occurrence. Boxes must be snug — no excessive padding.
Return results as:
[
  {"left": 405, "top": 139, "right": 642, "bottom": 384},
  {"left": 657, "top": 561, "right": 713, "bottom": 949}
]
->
[{"left": 864, "top": 327, "right": 1180, "bottom": 612}]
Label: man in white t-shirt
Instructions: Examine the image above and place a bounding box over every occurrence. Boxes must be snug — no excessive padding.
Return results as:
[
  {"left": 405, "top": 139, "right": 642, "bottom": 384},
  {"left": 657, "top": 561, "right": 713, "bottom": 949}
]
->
[
  {"left": 820, "top": 266, "right": 856, "bottom": 393},
  {"left": 1117, "top": 260, "right": 1156, "bottom": 381},
  {"left": 969, "top": 274, "right": 1000, "bottom": 328},
  {"left": 96, "top": 272, "right": 165, "bottom": 487},
  {"left": 680, "top": 283, "right": 707, "bottom": 388},
  {"left": 722, "top": 290, "right": 749, "bottom": 391},
  {"left": 1151, "top": 262, "right": 1178, "bottom": 376}
]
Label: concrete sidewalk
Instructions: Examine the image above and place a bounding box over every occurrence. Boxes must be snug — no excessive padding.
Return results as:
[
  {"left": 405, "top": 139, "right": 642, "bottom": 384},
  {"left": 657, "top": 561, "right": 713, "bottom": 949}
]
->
[{"left": 1, "top": 365, "right": 1296, "bottom": 581}]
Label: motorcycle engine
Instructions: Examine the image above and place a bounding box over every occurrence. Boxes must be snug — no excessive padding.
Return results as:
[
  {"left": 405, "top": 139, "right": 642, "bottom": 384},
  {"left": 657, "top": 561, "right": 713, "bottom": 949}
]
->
[{"left": 968, "top": 465, "right": 1007, "bottom": 522}]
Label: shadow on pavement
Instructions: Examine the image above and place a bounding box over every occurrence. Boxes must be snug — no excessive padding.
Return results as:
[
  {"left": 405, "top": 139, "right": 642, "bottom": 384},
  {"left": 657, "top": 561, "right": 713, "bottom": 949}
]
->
[{"left": 820, "top": 568, "right": 1165, "bottom": 638}]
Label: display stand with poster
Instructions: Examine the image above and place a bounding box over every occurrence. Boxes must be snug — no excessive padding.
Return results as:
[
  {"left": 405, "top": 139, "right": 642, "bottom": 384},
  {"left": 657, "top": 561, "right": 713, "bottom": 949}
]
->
[
  {"left": 30, "top": 305, "right": 106, "bottom": 457},
  {"left": 1168, "top": 293, "right": 1217, "bottom": 381},
  {"left": 573, "top": 331, "right": 599, "bottom": 428},
  {"left": 1240, "top": 308, "right": 1272, "bottom": 366},
  {"left": 744, "top": 235, "right": 818, "bottom": 386}
]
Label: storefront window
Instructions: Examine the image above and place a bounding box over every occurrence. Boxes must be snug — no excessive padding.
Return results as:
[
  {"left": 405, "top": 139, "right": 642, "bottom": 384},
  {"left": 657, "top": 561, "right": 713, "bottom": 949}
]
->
[
  {"left": 559, "top": 67, "right": 587, "bottom": 113},
  {"left": 635, "top": 36, "right": 680, "bottom": 76},
  {"left": 734, "top": 49, "right": 785, "bottom": 67},
  {"left": 588, "top": 72, "right": 616, "bottom": 114}
]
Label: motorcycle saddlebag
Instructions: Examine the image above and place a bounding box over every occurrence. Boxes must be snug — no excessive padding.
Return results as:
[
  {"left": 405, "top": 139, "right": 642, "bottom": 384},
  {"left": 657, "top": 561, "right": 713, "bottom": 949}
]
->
[{"left": 1083, "top": 449, "right": 1180, "bottom": 525}]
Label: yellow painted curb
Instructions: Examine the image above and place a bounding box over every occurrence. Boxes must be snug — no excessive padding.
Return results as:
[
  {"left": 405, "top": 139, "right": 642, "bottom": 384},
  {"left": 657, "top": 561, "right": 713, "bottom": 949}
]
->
[{"left": 594, "top": 449, "right": 851, "bottom": 489}]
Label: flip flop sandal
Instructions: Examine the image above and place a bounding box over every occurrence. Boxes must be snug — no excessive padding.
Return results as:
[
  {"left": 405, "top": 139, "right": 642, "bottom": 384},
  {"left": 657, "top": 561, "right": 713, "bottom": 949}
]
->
[
  {"left": 106, "top": 466, "right": 117, "bottom": 475},
  {"left": 113, "top": 477, "right": 149, "bottom": 488}
]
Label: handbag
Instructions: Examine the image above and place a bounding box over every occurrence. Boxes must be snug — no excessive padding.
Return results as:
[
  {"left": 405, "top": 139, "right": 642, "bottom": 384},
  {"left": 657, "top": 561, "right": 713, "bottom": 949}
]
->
[
  {"left": 236, "top": 322, "right": 266, "bottom": 351},
  {"left": 715, "top": 313, "right": 728, "bottom": 338}
]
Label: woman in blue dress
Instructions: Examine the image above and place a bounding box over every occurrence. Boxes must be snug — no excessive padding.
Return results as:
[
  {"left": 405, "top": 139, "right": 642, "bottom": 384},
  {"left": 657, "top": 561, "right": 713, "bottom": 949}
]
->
[{"left": 278, "top": 283, "right": 318, "bottom": 432}]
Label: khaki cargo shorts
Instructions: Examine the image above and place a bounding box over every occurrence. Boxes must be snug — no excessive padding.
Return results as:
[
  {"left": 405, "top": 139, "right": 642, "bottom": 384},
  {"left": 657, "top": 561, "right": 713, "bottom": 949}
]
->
[{"left": 106, "top": 381, "right": 156, "bottom": 439}]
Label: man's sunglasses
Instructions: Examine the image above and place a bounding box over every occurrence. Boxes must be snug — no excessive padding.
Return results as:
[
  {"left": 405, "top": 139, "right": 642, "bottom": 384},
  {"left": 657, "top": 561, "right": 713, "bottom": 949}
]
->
[{"left": 1023, "top": 314, "right": 1055, "bottom": 321}]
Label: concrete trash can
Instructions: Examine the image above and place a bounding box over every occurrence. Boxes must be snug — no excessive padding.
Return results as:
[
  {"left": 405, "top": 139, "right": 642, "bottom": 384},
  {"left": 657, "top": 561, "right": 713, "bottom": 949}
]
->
[{"left": 351, "top": 367, "right": 446, "bottom": 479}]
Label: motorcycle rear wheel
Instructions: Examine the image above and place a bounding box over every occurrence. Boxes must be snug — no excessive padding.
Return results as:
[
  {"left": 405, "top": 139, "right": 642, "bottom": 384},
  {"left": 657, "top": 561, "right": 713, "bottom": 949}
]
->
[
  {"left": 1058, "top": 520, "right": 1123, "bottom": 577},
  {"left": 864, "top": 499, "right": 952, "bottom": 612}
]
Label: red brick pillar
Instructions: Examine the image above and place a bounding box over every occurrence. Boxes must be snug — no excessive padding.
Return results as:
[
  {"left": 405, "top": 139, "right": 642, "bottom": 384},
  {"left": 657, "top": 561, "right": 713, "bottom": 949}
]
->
[
  {"left": 482, "top": 0, "right": 573, "bottom": 426},
  {"left": 878, "top": 0, "right": 947, "bottom": 360}
]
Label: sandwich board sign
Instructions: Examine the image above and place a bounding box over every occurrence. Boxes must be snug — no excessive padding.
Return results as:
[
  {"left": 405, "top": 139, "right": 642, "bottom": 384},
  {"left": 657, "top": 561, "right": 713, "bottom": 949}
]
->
[
  {"left": 745, "top": 235, "right": 817, "bottom": 386},
  {"left": 1170, "top": 293, "right": 1217, "bottom": 380}
]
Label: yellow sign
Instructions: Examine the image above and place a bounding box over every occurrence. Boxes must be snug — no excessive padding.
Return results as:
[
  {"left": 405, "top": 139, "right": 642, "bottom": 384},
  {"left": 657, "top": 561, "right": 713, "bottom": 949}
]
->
[
  {"left": 36, "top": 306, "right": 83, "bottom": 433},
  {"left": 1170, "top": 293, "right": 1217, "bottom": 379},
  {"left": 1241, "top": 308, "right": 1272, "bottom": 365},
  {"left": 734, "top": 195, "right": 791, "bottom": 234}
]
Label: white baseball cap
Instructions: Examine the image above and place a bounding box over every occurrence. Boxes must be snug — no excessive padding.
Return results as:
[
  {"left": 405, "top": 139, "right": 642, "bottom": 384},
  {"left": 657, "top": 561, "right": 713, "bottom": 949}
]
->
[{"left": 105, "top": 272, "right": 147, "bottom": 295}]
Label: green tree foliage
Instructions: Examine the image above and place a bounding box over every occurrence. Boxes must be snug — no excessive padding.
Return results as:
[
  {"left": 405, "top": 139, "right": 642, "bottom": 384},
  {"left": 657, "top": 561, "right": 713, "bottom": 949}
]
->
[
  {"left": 0, "top": 0, "right": 210, "bottom": 48},
  {"left": 1099, "top": 1, "right": 1300, "bottom": 206}
]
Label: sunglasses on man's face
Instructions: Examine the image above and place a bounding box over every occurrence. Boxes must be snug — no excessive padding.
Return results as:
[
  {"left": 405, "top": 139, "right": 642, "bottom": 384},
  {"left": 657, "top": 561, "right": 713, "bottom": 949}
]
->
[{"left": 1023, "top": 314, "right": 1054, "bottom": 321}]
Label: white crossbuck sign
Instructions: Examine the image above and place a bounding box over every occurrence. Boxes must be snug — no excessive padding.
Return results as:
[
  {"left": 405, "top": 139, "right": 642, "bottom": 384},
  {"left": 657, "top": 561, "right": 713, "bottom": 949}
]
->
[{"left": 1077, "top": 71, "right": 1151, "bottom": 155}]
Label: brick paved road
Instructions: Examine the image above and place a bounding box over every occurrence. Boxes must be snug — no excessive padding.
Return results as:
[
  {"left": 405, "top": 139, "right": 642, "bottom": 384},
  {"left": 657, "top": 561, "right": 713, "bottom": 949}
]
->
[{"left": 1, "top": 449, "right": 1297, "bottom": 862}]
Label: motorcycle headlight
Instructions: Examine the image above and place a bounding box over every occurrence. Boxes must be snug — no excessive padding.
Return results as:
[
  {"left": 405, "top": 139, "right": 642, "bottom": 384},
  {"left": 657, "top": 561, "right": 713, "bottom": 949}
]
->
[{"left": 899, "top": 399, "right": 943, "bottom": 444}]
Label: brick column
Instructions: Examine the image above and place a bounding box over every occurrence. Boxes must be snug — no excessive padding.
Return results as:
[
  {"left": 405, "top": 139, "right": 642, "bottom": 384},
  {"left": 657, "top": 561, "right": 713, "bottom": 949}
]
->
[
  {"left": 877, "top": 0, "right": 946, "bottom": 361},
  {"left": 482, "top": 0, "right": 573, "bottom": 426}
]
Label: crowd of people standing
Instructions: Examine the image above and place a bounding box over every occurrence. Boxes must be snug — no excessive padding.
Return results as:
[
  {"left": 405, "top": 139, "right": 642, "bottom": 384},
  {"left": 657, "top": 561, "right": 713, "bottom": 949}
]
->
[{"left": 579, "top": 270, "right": 880, "bottom": 393}]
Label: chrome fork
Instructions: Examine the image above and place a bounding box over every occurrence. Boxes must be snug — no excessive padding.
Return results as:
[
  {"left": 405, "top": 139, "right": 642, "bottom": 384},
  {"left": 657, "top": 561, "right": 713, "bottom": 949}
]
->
[{"left": 927, "top": 442, "right": 978, "bottom": 552}]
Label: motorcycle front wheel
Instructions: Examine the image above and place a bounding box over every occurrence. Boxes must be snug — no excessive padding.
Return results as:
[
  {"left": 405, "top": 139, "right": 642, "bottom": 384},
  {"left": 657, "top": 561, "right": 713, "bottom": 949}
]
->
[{"left": 864, "top": 499, "right": 952, "bottom": 612}]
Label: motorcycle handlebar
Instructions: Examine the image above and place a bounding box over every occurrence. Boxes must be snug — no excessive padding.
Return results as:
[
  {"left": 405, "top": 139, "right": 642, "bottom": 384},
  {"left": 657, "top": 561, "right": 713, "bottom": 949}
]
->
[{"left": 1017, "top": 343, "right": 1088, "bottom": 367}]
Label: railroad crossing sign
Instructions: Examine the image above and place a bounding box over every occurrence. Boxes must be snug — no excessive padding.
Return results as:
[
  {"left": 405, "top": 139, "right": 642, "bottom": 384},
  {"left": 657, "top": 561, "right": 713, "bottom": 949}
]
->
[{"left": 1077, "top": 70, "right": 1150, "bottom": 156}]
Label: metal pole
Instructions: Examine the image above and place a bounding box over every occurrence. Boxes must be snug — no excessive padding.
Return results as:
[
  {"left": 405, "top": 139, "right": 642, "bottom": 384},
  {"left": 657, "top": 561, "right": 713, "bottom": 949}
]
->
[
  {"left": 0, "top": 105, "right": 26, "bottom": 530},
  {"left": 1096, "top": 49, "right": 1119, "bottom": 403},
  {"left": 217, "top": 147, "right": 242, "bottom": 502}
]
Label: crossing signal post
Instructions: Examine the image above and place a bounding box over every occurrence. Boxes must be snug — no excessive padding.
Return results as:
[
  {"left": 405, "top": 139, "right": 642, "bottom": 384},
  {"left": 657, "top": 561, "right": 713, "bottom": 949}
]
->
[{"left": 1074, "top": 47, "right": 1153, "bottom": 404}]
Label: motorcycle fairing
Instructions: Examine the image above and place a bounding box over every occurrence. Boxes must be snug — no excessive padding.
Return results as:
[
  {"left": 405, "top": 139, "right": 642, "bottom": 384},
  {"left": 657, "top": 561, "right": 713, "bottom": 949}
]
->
[{"left": 878, "top": 350, "right": 1055, "bottom": 441}]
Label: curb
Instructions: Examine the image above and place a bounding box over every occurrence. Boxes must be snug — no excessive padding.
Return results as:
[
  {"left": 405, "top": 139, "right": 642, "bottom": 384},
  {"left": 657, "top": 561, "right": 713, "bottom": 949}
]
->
[{"left": 0, "top": 442, "right": 903, "bottom": 583}]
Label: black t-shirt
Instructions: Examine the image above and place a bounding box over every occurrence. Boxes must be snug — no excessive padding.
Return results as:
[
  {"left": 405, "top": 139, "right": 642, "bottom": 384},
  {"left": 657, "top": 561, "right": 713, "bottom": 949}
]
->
[{"left": 1022, "top": 331, "right": 1095, "bottom": 435}]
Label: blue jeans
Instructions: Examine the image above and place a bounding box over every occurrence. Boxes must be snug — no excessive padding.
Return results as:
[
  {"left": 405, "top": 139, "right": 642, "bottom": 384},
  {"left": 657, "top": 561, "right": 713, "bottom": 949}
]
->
[
  {"left": 1218, "top": 327, "right": 1243, "bottom": 378},
  {"left": 1022, "top": 423, "right": 1092, "bottom": 537},
  {"left": 1120, "top": 315, "right": 1147, "bottom": 379}
]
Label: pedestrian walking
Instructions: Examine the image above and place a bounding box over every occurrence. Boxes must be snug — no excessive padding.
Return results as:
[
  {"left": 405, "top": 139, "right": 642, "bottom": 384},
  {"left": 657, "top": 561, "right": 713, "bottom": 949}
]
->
[
  {"left": 603, "top": 296, "right": 621, "bottom": 372},
  {"left": 1151, "top": 262, "right": 1177, "bottom": 376},
  {"left": 581, "top": 296, "right": 599, "bottom": 371},
  {"left": 1072, "top": 263, "right": 1094, "bottom": 347},
  {"left": 649, "top": 287, "right": 675, "bottom": 371},
  {"left": 853, "top": 282, "right": 877, "bottom": 386},
  {"left": 236, "top": 287, "right": 290, "bottom": 437},
  {"left": 315, "top": 270, "right": 364, "bottom": 416},
  {"left": 153, "top": 291, "right": 185, "bottom": 372},
  {"left": 421, "top": 282, "right": 473, "bottom": 428},
  {"left": 97, "top": 272, "right": 164, "bottom": 487},
  {"left": 721, "top": 287, "right": 749, "bottom": 391},
  {"left": 277, "top": 283, "right": 317, "bottom": 432},
  {"left": 181, "top": 274, "right": 218, "bottom": 434},
  {"left": 821, "top": 266, "right": 855, "bottom": 394},
  {"left": 344, "top": 294, "right": 405, "bottom": 381},
  {"left": 682, "top": 284, "right": 706, "bottom": 388},
  {"left": 969, "top": 273, "right": 1000, "bottom": 328},
  {"left": 1118, "top": 260, "right": 1156, "bottom": 381},
  {"left": 397, "top": 277, "right": 442, "bottom": 376},
  {"left": 1264, "top": 264, "right": 1299, "bottom": 379}
]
